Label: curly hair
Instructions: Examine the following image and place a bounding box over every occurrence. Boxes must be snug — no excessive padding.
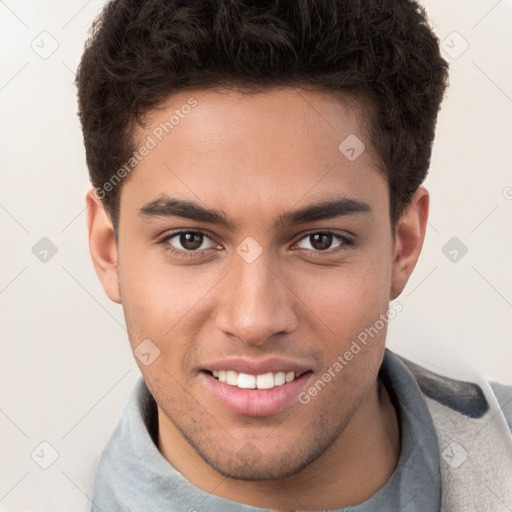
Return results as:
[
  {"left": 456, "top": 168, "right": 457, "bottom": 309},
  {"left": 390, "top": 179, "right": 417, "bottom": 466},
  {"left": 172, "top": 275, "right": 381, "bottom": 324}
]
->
[{"left": 75, "top": 0, "right": 449, "bottom": 232}]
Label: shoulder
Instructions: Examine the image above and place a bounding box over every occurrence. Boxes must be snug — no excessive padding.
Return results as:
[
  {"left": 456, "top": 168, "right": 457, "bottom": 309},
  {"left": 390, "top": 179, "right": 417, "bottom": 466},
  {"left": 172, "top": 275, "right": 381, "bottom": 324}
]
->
[
  {"left": 488, "top": 380, "right": 512, "bottom": 432},
  {"left": 390, "top": 349, "right": 512, "bottom": 429},
  {"left": 395, "top": 352, "right": 490, "bottom": 419}
]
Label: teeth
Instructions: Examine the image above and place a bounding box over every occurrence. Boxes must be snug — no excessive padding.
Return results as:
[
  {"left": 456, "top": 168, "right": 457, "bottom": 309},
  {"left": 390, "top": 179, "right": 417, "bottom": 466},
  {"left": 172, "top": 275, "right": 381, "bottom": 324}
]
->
[
  {"left": 211, "top": 370, "right": 301, "bottom": 389},
  {"left": 226, "top": 370, "right": 238, "bottom": 386},
  {"left": 238, "top": 373, "right": 256, "bottom": 389},
  {"left": 256, "top": 372, "right": 274, "bottom": 389},
  {"left": 274, "top": 371, "right": 286, "bottom": 386}
]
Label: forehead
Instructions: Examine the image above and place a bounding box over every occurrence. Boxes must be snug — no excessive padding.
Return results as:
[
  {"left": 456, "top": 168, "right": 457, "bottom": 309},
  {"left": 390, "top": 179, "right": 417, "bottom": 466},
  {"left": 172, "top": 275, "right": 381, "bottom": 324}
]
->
[{"left": 121, "top": 87, "right": 387, "bottom": 225}]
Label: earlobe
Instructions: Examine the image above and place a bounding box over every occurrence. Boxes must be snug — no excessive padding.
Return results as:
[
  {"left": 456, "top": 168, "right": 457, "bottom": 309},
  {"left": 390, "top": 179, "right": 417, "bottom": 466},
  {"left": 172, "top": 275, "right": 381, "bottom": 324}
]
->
[
  {"left": 85, "top": 188, "right": 121, "bottom": 304},
  {"left": 390, "top": 186, "right": 429, "bottom": 300}
]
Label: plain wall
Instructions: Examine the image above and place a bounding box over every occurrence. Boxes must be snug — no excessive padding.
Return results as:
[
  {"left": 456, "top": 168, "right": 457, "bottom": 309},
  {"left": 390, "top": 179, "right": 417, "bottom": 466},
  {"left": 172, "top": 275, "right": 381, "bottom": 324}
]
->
[{"left": 0, "top": 0, "right": 511, "bottom": 510}]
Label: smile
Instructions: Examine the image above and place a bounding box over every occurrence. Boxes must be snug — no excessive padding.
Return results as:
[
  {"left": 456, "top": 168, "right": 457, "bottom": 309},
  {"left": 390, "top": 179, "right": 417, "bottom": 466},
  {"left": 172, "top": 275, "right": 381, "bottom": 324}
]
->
[
  {"left": 202, "top": 366, "right": 313, "bottom": 417},
  {"left": 210, "top": 370, "right": 304, "bottom": 389}
]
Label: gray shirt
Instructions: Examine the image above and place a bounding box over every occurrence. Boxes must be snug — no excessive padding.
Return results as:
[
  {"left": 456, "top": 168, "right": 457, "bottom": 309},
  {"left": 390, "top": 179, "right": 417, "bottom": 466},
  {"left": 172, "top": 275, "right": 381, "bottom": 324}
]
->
[{"left": 90, "top": 348, "right": 441, "bottom": 511}]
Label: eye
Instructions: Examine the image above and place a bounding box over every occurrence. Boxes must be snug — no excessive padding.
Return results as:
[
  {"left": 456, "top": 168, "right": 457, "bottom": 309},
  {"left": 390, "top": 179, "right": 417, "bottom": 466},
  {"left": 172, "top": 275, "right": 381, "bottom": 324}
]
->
[
  {"left": 158, "top": 229, "right": 355, "bottom": 260},
  {"left": 295, "top": 231, "right": 354, "bottom": 253},
  {"left": 160, "top": 230, "right": 219, "bottom": 258}
]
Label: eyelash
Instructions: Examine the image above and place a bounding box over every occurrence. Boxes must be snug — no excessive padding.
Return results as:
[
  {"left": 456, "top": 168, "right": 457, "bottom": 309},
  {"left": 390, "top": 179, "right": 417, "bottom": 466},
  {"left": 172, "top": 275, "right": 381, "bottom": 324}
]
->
[{"left": 158, "top": 229, "right": 355, "bottom": 260}]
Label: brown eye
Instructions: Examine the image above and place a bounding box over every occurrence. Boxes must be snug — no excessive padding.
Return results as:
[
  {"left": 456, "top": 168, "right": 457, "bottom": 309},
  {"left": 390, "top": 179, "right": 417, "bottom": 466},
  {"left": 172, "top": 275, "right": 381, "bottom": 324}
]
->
[
  {"left": 161, "top": 231, "right": 217, "bottom": 255},
  {"left": 179, "top": 232, "right": 204, "bottom": 251},
  {"left": 296, "top": 232, "right": 351, "bottom": 252},
  {"left": 309, "top": 233, "right": 333, "bottom": 251}
]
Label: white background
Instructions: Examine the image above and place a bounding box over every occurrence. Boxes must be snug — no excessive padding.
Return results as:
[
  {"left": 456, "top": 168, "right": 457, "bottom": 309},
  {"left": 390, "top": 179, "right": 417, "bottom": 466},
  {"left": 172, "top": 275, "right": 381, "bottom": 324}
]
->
[{"left": 0, "top": 0, "right": 511, "bottom": 510}]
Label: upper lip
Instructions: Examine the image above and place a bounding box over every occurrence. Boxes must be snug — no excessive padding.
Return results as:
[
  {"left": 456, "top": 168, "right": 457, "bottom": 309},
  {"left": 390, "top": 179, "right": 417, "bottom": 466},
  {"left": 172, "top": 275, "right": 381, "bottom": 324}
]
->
[{"left": 203, "top": 357, "right": 312, "bottom": 376}]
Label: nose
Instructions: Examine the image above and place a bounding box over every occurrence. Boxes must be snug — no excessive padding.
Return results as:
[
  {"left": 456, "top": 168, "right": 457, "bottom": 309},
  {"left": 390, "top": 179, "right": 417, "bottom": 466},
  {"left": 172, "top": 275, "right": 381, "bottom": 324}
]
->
[{"left": 215, "top": 250, "right": 298, "bottom": 347}]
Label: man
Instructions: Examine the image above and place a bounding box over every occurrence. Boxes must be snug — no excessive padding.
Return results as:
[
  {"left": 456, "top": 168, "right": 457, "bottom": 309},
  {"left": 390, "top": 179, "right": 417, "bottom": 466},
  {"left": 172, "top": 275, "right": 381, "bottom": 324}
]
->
[{"left": 75, "top": 0, "right": 512, "bottom": 510}]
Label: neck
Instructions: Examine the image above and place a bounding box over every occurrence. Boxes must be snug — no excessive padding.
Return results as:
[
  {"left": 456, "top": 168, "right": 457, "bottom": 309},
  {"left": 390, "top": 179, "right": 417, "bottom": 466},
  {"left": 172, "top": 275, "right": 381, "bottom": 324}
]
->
[{"left": 157, "top": 378, "right": 400, "bottom": 510}]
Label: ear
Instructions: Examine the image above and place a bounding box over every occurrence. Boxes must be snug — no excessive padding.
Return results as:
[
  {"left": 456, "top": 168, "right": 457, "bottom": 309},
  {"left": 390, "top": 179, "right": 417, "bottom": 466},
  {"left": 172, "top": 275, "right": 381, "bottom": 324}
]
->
[
  {"left": 85, "top": 188, "right": 121, "bottom": 304},
  {"left": 390, "top": 186, "right": 429, "bottom": 300}
]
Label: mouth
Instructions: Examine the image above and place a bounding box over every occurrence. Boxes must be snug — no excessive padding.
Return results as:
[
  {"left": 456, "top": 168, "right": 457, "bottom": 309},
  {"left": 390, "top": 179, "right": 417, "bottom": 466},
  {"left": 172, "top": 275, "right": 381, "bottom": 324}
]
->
[
  {"left": 205, "top": 369, "right": 310, "bottom": 390},
  {"left": 200, "top": 363, "right": 313, "bottom": 417}
]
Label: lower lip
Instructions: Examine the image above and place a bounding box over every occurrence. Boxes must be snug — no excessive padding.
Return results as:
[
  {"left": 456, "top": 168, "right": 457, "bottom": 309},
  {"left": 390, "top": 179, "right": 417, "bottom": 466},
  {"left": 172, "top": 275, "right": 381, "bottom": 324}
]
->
[{"left": 201, "top": 371, "right": 312, "bottom": 417}]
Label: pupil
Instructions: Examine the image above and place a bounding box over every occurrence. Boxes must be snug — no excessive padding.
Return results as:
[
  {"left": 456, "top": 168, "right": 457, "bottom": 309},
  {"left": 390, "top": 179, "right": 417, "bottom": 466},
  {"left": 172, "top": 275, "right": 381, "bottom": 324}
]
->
[
  {"left": 181, "top": 232, "right": 202, "bottom": 250},
  {"left": 311, "top": 233, "right": 331, "bottom": 251}
]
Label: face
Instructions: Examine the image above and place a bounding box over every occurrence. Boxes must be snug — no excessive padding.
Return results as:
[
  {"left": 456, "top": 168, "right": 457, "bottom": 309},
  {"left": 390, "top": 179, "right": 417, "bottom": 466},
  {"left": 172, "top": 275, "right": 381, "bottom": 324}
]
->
[{"left": 88, "top": 87, "right": 424, "bottom": 481}]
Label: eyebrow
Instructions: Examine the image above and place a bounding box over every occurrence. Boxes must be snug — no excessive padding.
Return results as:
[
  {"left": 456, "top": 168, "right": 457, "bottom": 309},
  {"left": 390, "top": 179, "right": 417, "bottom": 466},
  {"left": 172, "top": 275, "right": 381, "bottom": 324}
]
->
[{"left": 138, "top": 194, "right": 372, "bottom": 230}]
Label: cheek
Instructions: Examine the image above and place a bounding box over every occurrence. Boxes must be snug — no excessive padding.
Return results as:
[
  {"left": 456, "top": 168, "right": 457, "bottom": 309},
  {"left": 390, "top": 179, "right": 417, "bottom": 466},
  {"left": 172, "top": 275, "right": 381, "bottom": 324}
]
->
[
  {"left": 119, "top": 247, "right": 191, "bottom": 321},
  {"left": 118, "top": 251, "right": 221, "bottom": 359},
  {"left": 294, "top": 254, "right": 392, "bottom": 343},
  {"left": 296, "top": 262, "right": 391, "bottom": 411}
]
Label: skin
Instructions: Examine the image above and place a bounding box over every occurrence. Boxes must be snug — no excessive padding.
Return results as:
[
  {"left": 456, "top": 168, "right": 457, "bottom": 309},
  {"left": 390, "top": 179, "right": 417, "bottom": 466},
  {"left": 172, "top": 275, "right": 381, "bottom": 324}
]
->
[{"left": 86, "top": 87, "right": 429, "bottom": 510}]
